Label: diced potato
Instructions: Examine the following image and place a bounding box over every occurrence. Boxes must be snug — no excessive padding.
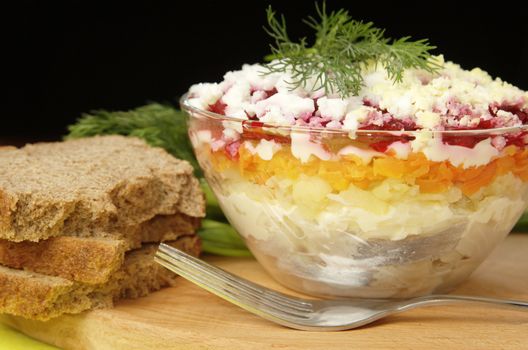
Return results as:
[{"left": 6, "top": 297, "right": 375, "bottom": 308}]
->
[
  {"left": 338, "top": 185, "right": 389, "bottom": 214},
  {"left": 371, "top": 179, "right": 413, "bottom": 201},
  {"left": 292, "top": 176, "right": 332, "bottom": 204}
]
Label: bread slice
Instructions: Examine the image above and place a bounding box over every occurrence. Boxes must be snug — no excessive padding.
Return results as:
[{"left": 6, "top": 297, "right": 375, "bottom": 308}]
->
[
  {"left": 0, "top": 236, "right": 200, "bottom": 321},
  {"left": 0, "top": 135, "right": 205, "bottom": 242},
  {"left": 135, "top": 213, "right": 201, "bottom": 244},
  {"left": 80, "top": 212, "right": 202, "bottom": 250},
  {"left": 0, "top": 212, "right": 201, "bottom": 284},
  {"left": 0, "top": 236, "right": 126, "bottom": 284}
]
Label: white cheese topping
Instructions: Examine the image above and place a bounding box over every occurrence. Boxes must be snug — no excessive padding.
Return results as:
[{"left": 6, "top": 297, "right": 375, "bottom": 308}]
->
[
  {"left": 317, "top": 97, "right": 348, "bottom": 121},
  {"left": 188, "top": 83, "right": 223, "bottom": 109},
  {"left": 255, "top": 93, "right": 315, "bottom": 124},
  {"left": 416, "top": 111, "right": 441, "bottom": 130},
  {"left": 343, "top": 106, "right": 374, "bottom": 130},
  {"left": 188, "top": 56, "right": 527, "bottom": 131}
]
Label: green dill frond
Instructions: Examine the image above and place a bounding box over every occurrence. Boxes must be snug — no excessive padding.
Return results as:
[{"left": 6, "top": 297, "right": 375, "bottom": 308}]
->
[{"left": 263, "top": 1, "right": 440, "bottom": 97}]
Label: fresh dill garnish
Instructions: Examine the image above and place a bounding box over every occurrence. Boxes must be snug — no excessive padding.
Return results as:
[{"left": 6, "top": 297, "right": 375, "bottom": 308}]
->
[{"left": 264, "top": 1, "right": 440, "bottom": 97}]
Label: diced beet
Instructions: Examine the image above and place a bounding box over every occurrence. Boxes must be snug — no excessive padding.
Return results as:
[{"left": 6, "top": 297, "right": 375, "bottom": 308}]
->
[
  {"left": 246, "top": 111, "right": 258, "bottom": 120},
  {"left": 372, "top": 137, "right": 413, "bottom": 152},
  {"left": 209, "top": 100, "right": 227, "bottom": 115},
  {"left": 369, "top": 140, "right": 394, "bottom": 153},
  {"left": 265, "top": 88, "right": 278, "bottom": 98},
  {"left": 500, "top": 104, "right": 528, "bottom": 124},
  {"left": 362, "top": 99, "right": 375, "bottom": 107},
  {"left": 243, "top": 120, "right": 264, "bottom": 128},
  {"left": 489, "top": 102, "right": 528, "bottom": 125},
  {"left": 477, "top": 119, "right": 494, "bottom": 129},
  {"left": 505, "top": 132, "right": 527, "bottom": 147},
  {"left": 517, "top": 109, "right": 528, "bottom": 124},
  {"left": 443, "top": 135, "right": 487, "bottom": 148},
  {"left": 321, "top": 118, "right": 332, "bottom": 127},
  {"left": 359, "top": 119, "right": 417, "bottom": 131},
  {"left": 358, "top": 99, "right": 418, "bottom": 131},
  {"left": 313, "top": 98, "right": 319, "bottom": 114}
]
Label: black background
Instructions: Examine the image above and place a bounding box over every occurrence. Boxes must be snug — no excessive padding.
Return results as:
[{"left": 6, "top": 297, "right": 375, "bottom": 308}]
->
[{"left": 4, "top": 1, "right": 528, "bottom": 142}]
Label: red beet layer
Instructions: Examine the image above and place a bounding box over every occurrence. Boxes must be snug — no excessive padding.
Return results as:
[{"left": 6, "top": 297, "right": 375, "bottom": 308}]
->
[{"left": 205, "top": 97, "right": 527, "bottom": 155}]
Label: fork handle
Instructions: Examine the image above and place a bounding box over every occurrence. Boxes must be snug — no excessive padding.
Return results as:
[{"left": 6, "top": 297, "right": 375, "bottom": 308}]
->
[{"left": 407, "top": 294, "right": 528, "bottom": 311}]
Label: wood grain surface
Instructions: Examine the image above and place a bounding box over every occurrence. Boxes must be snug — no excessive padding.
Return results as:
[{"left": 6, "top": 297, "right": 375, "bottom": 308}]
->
[{"left": 1, "top": 234, "right": 527, "bottom": 350}]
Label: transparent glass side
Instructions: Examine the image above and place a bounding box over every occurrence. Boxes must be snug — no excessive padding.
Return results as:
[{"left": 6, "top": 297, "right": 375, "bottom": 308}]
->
[{"left": 183, "top": 107, "right": 528, "bottom": 298}]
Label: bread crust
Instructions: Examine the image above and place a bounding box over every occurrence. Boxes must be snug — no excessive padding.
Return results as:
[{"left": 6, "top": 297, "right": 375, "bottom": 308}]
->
[
  {"left": 0, "top": 236, "right": 201, "bottom": 321},
  {"left": 0, "top": 212, "right": 201, "bottom": 284},
  {"left": 0, "top": 237, "right": 127, "bottom": 284}
]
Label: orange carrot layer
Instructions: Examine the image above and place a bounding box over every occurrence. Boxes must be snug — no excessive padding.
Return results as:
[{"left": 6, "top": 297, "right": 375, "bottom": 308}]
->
[{"left": 209, "top": 144, "right": 528, "bottom": 196}]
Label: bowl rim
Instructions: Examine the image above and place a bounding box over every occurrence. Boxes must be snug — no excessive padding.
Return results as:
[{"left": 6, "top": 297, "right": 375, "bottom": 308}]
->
[{"left": 180, "top": 93, "right": 528, "bottom": 136}]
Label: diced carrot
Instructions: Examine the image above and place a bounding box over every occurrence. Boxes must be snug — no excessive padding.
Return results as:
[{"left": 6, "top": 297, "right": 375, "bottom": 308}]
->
[
  {"left": 416, "top": 178, "right": 451, "bottom": 193},
  {"left": 373, "top": 158, "right": 406, "bottom": 179},
  {"left": 210, "top": 142, "right": 528, "bottom": 196},
  {"left": 459, "top": 161, "right": 498, "bottom": 196},
  {"left": 496, "top": 156, "right": 516, "bottom": 176}
]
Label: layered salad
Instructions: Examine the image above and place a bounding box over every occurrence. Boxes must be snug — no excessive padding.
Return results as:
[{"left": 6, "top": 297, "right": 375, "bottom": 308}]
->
[{"left": 183, "top": 5, "right": 528, "bottom": 297}]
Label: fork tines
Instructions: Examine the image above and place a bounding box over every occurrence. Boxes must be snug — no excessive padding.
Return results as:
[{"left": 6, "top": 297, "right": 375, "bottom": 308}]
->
[{"left": 155, "top": 243, "right": 313, "bottom": 320}]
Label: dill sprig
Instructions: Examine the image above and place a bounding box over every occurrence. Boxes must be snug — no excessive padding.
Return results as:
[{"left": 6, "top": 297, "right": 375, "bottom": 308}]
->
[{"left": 264, "top": 2, "right": 440, "bottom": 97}]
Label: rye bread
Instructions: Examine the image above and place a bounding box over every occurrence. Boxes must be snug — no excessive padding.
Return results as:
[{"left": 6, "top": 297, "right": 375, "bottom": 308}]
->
[
  {"left": 0, "top": 236, "right": 200, "bottom": 321},
  {"left": 136, "top": 213, "right": 201, "bottom": 244},
  {"left": 0, "top": 213, "right": 201, "bottom": 284},
  {"left": 0, "top": 236, "right": 126, "bottom": 284},
  {"left": 0, "top": 136, "right": 205, "bottom": 242}
]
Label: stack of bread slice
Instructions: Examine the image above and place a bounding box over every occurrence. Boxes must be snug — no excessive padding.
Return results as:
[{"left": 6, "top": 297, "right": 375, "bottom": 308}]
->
[{"left": 0, "top": 135, "right": 205, "bottom": 320}]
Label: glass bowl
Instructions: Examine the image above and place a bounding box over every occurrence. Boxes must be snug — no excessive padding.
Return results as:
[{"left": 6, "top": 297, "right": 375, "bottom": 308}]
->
[{"left": 181, "top": 95, "right": 528, "bottom": 298}]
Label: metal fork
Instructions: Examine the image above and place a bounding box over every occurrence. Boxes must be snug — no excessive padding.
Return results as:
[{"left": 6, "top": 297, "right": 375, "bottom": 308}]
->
[{"left": 155, "top": 243, "right": 528, "bottom": 331}]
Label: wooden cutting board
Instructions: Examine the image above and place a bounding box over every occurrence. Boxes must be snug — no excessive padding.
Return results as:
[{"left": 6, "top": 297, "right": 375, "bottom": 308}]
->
[{"left": 2, "top": 235, "right": 527, "bottom": 350}]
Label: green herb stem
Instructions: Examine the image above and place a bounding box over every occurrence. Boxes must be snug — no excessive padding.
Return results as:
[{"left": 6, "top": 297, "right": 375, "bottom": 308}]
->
[{"left": 264, "top": 1, "right": 440, "bottom": 97}]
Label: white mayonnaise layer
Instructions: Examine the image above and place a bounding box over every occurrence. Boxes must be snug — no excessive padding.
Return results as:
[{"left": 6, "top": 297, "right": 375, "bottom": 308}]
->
[
  {"left": 198, "top": 130, "right": 501, "bottom": 168},
  {"left": 243, "top": 139, "right": 281, "bottom": 161}
]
